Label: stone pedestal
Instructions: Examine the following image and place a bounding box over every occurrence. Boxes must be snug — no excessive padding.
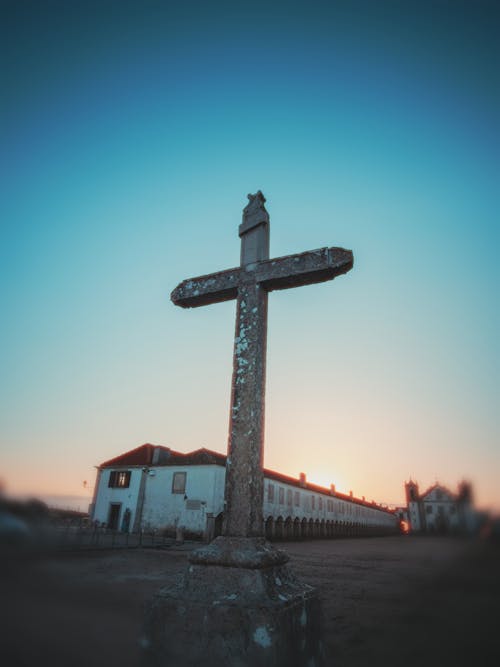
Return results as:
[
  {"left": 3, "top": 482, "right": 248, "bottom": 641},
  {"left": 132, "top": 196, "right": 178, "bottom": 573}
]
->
[{"left": 142, "top": 537, "right": 324, "bottom": 667}]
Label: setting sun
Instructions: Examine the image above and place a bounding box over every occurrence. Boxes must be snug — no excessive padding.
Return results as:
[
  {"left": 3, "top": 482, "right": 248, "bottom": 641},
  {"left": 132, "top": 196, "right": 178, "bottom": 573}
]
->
[{"left": 307, "top": 470, "right": 345, "bottom": 494}]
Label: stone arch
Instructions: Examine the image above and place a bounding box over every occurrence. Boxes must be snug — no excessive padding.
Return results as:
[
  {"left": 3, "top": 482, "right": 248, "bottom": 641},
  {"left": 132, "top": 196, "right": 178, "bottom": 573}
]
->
[
  {"left": 320, "top": 519, "right": 326, "bottom": 538},
  {"left": 275, "top": 516, "right": 284, "bottom": 540},
  {"left": 265, "top": 516, "right": 274, "bottom": 541},
  {"left": 308, "top": 519, "right": 314, "bottom": 539},
  {"left": 293, "top": 517, "right": 301, "bottom": 540},
  {"left": 301, "top": 518, "right": 308, "bottom": 540},
  {"left": 284, "top": 516, "right": 293, "bottom": 540}
]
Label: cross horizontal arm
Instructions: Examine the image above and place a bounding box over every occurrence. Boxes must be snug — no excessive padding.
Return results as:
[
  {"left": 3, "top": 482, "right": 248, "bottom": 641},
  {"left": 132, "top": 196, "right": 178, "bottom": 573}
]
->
[
  {"left": 256, "top": 246, "right": 353, "bottom": 292},
  {"left": 171, "top": 267, "right": 241, "bottom": 308}
]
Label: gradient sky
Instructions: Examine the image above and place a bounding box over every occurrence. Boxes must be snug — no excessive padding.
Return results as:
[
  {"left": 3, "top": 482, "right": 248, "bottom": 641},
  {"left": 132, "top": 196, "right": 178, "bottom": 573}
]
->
[{"left": 1, "top": 0, "right": 499, "bottom": 511}]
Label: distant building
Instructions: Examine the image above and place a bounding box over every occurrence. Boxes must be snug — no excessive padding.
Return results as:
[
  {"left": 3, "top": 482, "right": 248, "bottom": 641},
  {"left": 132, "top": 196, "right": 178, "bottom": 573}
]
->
[
  {"left": 402, "top": 479, "right": 477, "bottom": 535},
  {"left": 90, "top": 443, "right": 398, "bottom": 540}
]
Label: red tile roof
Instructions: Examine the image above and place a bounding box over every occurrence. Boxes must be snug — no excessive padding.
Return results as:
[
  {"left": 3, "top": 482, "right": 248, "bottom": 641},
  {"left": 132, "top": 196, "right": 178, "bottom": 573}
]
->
[
  {"left": 98, "top": 444, "right": 225, "bottom": 468},
  {"left": 99, "top": 443, "right": 172, "bottom": 468},
  {"left": 98, "top": 444, "right": 394, "bottom": 515}
]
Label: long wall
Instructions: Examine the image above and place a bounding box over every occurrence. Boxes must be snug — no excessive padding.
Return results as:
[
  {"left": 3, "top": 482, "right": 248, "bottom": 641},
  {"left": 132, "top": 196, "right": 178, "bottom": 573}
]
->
[
  {"left": 263, "top": 476, "right": 397, "bottom": 539},
  {"left": 92, "top": 463, "right": 398, "bottom": 538}
]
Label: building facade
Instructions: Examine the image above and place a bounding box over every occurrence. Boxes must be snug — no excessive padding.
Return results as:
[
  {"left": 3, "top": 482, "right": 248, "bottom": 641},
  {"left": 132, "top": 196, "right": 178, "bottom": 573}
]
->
[
  {"left": 91, "top": 443, "right": 398, "bottom": 540},
  {"left": 403, "top": 479, "right": 476, "bottom": 535}
]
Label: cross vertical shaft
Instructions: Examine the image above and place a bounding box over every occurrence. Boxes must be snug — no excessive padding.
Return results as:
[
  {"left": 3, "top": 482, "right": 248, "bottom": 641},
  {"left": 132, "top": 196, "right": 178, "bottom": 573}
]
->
[
  {"left": 224, "top": 276, "right": 268, "bottom": 536},
  {"left": 224, "top": 193, "right": 270, "bottom": 537}
]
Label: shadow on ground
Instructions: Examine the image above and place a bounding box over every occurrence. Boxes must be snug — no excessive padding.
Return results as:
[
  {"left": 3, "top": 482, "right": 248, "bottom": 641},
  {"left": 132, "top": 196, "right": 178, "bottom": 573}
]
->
[{"left": 1, "top": 536, "right": 499, "bottom": 666}]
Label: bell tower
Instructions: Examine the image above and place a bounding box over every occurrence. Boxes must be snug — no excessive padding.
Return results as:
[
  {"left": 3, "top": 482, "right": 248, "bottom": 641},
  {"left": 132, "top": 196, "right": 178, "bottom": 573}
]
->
[
  {"left": 405, "top": 479, "right": 419, "bottom": 503},
  {"left": 405, "top": 479, "right": 421, "bottom": 532}
]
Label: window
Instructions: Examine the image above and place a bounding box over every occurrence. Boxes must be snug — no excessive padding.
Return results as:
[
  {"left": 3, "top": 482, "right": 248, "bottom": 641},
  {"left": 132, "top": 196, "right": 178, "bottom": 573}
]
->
[
  {"left": 311, "top": 496, "right": 315, "bottom": 510},
  {"left": 172, "top": 471, "right": 187, "bottom": 494},
  {"left": 279, "top": 487, "right": 284, "bottom": 505},
  {"left": 267, "top": 483, "right": 275, "bottom": 503},
  {"left": 294, "top": 491, "right": 300, "bottom": 507},
  {"left": 108, "top": 470, "right": 131, "bottom": 488},
  {"left": 426, "top": 505, "right": 433, "bottom": 514},
  {"left": 286, "top": 489, "right": 292, "bottom": 506},
  {"left": 318, "top": 497, "right": 323, "bottom": 511}
]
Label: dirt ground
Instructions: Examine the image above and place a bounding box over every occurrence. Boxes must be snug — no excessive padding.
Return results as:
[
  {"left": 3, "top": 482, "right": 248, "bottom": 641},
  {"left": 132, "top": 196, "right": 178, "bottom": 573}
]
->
[{"left": 1, "top": 536, "right": 499, "bottom": 667}]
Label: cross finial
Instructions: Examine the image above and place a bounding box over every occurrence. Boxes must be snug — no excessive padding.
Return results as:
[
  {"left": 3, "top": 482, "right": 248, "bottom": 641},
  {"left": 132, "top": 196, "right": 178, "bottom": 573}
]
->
[
  {"left": 239, "top": 190, "right": 270, "bottom": 265},
  {"left": 239, "top": 190, "right": 269, "bottom": 237}
]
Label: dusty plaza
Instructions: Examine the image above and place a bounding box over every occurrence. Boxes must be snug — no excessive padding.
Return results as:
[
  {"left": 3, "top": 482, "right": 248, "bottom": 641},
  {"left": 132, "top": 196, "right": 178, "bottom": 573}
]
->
[{"left": 2, "top": 534, "right": 499, "bottom": 667}]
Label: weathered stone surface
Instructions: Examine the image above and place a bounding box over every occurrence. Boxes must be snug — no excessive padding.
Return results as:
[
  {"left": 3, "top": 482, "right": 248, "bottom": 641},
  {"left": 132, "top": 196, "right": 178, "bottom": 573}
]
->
[
  {"left": 224, "top": 274, "right": 268, "bottom": 537},
  {"left": 142, "top": 561, "right": 324, "bottom": 667},
  {"left": 257, "top": 246, "right": 354, "bottom": 291},
  {"left": 170, "top": 267, "right": 240, "bottom": 308},
  {"left": 170, "top": 247, "right": 353, "bottom": 309},
  {"left": 189, "top": 536, "right": 289, "bottom": 568}
]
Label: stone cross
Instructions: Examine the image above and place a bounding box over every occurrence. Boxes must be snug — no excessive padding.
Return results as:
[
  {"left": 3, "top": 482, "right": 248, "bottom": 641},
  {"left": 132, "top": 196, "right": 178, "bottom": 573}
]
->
[{"left": 171, "top": 192, "right": 353, "bottom": 539}]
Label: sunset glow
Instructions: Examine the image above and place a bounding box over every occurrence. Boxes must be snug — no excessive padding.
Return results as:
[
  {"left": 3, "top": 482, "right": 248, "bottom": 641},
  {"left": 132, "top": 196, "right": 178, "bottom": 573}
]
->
[{"left": 1, "top": 1, "right": 498, "bottom": 514}]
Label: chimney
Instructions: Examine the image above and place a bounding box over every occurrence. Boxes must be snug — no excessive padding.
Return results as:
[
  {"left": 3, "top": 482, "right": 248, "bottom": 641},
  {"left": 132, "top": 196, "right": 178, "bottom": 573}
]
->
[
  {"left": 330, "top": 484, "right": 336, "bottom": 495},
  {"left": 299, "top": 473, "right": 306, "bottom": 488},
  {"left": 349, "top": 490, "right": 353, "bottom": 498}
]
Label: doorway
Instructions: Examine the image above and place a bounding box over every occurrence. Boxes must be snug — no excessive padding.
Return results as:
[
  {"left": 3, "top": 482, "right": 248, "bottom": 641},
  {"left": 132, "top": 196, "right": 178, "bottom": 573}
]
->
[{"left": 108, "top": 503, "right": 121, "bottom": 530}]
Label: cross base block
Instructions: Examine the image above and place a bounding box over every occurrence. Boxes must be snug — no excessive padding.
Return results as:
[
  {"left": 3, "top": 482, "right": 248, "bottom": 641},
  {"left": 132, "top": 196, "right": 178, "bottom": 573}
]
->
[{"left": 142, "top": 540, "right": 324, "bottom": 667}]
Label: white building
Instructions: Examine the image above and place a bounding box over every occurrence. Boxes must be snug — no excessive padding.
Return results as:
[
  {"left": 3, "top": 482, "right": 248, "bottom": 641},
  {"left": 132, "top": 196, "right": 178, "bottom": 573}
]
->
[
  {"left": 91, "top": 443, "right": 398, "bottom": 540},
  {"left": 404, "top": 479, "right": 477, "bottom": 535}
]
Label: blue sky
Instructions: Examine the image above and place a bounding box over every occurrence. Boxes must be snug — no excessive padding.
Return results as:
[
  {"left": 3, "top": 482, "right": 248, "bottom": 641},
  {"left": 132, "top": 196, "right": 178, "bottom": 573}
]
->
[{"left": 1, "top": 0, "right": 499, "bottom": 510}]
